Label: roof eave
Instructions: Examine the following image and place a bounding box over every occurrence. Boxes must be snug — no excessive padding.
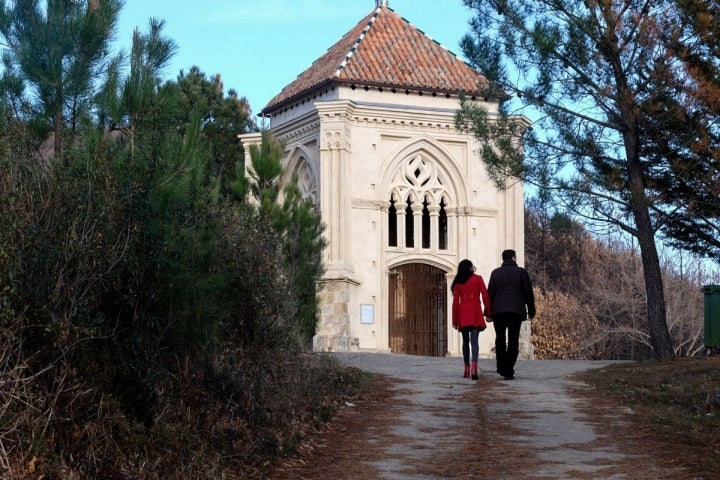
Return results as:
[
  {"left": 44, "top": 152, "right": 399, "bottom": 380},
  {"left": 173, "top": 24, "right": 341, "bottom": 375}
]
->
[
  {"left": 260, "top": 78, "right": 336, "bottom": 117},
  {"left": 260, "top": 79, "right": 507, "bottom": 117}
]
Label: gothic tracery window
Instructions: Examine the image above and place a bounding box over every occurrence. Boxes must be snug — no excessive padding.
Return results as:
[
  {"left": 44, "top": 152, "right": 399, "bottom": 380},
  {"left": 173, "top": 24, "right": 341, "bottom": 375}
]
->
[
  {"left": 295, "top": 158, "right": 318, "bottom": 205},
  {"left": 387, "top": 153, "right": 450, "bottom": 251}
]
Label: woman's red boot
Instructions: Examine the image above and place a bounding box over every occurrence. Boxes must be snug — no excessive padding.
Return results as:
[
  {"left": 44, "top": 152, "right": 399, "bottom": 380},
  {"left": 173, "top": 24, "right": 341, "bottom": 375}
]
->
[
  {"left": 471, "top": 361, "right": 479, "bottom": 380},
  {"left": 463, "top": 363, "right": 470, "bottom": 378}
]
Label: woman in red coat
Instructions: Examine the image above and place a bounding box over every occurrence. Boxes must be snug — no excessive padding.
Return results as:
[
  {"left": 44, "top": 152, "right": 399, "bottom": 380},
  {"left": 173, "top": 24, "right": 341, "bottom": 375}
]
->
[{"left": 451, "top": 259, "right": 492, "bottom": 380}]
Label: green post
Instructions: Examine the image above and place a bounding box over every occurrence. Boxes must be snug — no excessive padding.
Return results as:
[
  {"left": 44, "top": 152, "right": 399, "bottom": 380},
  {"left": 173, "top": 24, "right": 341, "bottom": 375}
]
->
[{"left": 701, "top": 285, "right": 720, "bottom": 355}]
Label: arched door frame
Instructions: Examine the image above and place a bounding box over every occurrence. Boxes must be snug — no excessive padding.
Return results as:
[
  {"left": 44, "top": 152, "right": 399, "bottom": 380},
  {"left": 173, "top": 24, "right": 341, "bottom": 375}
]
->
[{"left": 387, "top": 261, "right": 451, "bottom": 357}]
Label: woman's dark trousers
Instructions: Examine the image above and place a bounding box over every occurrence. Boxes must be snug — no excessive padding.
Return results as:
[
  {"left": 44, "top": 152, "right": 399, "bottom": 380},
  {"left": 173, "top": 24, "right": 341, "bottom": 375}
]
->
[{"left": 460, "top": 327, "right": 480, "bottom": 364}]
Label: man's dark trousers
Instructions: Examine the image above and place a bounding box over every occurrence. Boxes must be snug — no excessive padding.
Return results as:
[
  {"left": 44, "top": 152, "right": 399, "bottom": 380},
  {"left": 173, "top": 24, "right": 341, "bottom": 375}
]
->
[{"left": 492, "top": 312, "right": 525, "bottom": 378}]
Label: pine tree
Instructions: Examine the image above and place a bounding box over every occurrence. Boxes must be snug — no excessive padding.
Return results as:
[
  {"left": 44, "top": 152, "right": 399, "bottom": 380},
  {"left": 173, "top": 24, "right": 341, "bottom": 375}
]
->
[
  {"left": 276, "top": 179, "right": 326, "bottom": 347},
  {"left": 175, "top": 67, "right": 257, "bottom": 196},
  {"left": 244, "top": 131, "right": 326, "bottom": 347},
  {"left": 245, "top": 131, "right": 284, "bottom": 215},
  {"left": 455, "top": 0, "right": 705, "bottom": 358},
  {"left": 656, "top": 0, "right": 720, "bottom": 257},
  {"left": 0, "top": 0, "right": 123, "bottom": 156}
]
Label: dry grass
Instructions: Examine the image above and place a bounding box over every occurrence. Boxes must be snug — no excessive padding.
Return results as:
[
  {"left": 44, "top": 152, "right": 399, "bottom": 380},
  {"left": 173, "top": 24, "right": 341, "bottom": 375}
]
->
[
  {"left": 270, "top": 375, "right": 403, "bottom": 480},
  {"left": 0, "top": 351, "right": 369, "bottom": 480},
  {"left": 575, "top": 356, "right": 720, "bottom": 479}
]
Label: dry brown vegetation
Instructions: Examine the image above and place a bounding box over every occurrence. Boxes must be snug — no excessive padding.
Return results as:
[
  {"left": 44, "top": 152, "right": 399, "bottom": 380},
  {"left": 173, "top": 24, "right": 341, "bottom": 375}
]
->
[
  {"left": 577, "top": 356, "right": 720, "bottom": 478},
  {"left": 0, "top": 344, "right": 368, "bottom": 480},
  {"left": 526, "top": 207, "right": 710, "bottom": 360}
]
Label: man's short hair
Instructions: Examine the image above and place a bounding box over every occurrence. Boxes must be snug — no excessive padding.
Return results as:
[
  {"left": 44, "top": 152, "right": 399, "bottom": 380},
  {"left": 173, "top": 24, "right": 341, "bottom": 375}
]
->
[{"left": 502, "top": 249, "right": 516, "bottom": 262}]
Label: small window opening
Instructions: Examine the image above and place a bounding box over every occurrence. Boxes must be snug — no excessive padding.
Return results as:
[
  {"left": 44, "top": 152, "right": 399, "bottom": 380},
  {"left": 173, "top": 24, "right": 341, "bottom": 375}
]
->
[
  {"left": 422, "top": 198, "right": 430, "bottom": 249},
  {"left": 439, "top": 198, "right": 448, "bottom": 250},
  {"left": 405, "top": 198, "right": 414, "bottom": 248},
  {"left": 388, "top": 196, "right": 397, "bottom": 247}
]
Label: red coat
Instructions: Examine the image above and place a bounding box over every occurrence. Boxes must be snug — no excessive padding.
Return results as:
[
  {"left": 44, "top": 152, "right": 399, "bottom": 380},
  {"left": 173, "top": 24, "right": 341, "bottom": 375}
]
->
[{"left": 452, "top": 274, "right": 491, "bottom": 330}]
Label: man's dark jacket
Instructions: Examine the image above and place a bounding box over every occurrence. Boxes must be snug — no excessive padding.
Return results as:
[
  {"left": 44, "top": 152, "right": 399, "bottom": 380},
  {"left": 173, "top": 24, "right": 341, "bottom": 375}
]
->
[{"left": 487, "top": 260, "right": 536, "bottom": 319}]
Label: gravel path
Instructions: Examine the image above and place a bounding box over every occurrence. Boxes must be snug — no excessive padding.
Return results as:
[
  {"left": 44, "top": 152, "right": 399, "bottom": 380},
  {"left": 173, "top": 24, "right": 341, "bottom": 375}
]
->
[{"left": 322, "top": 352, "right": 679, "bottom": 480}]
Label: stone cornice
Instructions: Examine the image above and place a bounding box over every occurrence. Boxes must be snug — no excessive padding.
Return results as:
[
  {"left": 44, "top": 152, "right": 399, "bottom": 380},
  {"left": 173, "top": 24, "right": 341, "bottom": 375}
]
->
[
  {"left": 279, "top": 121, "right": 320, "bottom": 146},
  {"left": 351, "top": 105, "right": 456, "bottom": 131},
  {"left": 273, "top": 99, "right": 481, "bottom": 139},
  {"left": 271, "top": 110, "right": 321, "bottom": 145}
]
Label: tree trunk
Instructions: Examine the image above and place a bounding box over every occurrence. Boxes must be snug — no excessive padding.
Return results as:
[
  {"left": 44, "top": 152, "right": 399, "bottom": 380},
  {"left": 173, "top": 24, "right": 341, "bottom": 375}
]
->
[
  {"left": 54, "top": 82, "right": 63, "bottom": 157},
  {"left": 617, "top": 61, "right": 675, "bottom": 358},
  {"left": 634, "top": 208, "right": 675, "bottom": 358},
  {"left": 54, "top": 109, "right": 63, "bottom": 157},
  {"left": 627, "top": 150, "right": 675, "bottom": 359}
]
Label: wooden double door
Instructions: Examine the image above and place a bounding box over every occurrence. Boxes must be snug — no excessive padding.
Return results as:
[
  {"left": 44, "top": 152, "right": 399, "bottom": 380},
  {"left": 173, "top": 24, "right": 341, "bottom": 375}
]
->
[{"left": 388, "top": 263, "right": 448, "bottom": 356}]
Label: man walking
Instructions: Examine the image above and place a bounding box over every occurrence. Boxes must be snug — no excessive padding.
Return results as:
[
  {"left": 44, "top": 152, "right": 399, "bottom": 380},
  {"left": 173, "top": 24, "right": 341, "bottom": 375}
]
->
[{"left": 487, "top": 249, "right": 535, "bottom": 380}]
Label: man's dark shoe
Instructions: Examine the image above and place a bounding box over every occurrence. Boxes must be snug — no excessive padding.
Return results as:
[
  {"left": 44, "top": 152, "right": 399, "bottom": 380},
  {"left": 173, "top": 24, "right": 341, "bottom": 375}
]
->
[{"left": 503, "top": 375, "right": 514, "bottom": 380}]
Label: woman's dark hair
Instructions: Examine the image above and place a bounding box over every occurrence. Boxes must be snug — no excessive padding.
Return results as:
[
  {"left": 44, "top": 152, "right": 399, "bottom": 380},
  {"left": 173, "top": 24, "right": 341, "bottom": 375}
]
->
[{"left": 451, "top": 259, "right": 474, "bottom": 292}]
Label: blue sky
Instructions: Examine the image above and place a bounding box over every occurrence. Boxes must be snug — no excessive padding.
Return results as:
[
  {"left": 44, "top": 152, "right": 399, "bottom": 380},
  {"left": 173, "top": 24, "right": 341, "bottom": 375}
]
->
[{"left": 116, "top": 0, "right": 476, "bottom": 122}]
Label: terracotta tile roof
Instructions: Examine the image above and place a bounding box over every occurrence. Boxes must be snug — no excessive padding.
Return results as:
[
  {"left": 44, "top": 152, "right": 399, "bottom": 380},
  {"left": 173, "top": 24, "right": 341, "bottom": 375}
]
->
[{"left": 261, "top": 5, "right": 491, "bottom": 115}]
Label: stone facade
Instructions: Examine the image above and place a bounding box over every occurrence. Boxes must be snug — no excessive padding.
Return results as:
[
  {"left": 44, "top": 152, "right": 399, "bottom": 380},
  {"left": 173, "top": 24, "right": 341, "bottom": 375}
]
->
[{"left": 240, "top": 4, "right": 533, "bottom": 359}]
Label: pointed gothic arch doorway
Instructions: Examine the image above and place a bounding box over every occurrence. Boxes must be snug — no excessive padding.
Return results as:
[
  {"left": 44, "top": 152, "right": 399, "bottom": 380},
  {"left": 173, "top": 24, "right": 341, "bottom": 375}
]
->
[{"left": 388, "top": 263, "right": 448, "bottom": 356}]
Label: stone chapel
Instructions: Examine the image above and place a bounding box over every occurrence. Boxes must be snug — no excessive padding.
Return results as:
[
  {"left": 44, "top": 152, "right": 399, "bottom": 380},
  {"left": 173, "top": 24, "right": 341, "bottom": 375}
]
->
[{"left": 240, "top": 0, "right": 533, "bottom": 359}]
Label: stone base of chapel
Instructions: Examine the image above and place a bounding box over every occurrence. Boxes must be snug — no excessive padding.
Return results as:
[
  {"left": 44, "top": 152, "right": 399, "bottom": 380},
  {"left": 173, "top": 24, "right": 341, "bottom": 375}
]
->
[{"left": 313, "top": 275, "right": 359, "bottom": 352}]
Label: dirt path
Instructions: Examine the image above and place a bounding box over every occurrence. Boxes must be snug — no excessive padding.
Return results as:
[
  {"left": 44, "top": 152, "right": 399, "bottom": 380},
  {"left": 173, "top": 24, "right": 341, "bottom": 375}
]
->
[{"left": 269, "top": 353, "right": 691, "bottom": 479}]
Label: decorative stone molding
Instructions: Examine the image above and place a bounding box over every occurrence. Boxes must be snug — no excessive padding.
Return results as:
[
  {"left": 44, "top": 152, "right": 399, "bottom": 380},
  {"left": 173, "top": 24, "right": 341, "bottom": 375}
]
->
[
  {"left": 355, "top": 116, "right": 455, "bottom": 131},
  {"left": 321, "top": 128, "right": 352, "bottom": 152},
  {"left": 278, "top": 120, "right": 320, "bottom": 144}
]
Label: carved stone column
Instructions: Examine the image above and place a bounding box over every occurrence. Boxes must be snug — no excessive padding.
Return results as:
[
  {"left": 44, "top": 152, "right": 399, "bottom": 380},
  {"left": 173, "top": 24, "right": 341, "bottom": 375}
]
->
[
  {"left": 313, "top": 101, "right": 359, "bottom": 352},
  {"left": 429, "top": 204, "right": 440, "bottom": 251},
  {"left": 320, "top": 126, "right": 351, "bottom": 264},
  {"left": 412, "top": 202, "right": 423, "bottom": 250},
  {"left": 395, "top": 200, "right": 406, "bottom": 248}
]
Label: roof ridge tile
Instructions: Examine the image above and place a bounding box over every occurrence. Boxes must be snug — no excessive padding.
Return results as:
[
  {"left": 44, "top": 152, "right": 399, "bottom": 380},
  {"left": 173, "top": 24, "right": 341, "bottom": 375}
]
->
[{"left": 335, "top": 8, "right": 380, "bottom": 77}]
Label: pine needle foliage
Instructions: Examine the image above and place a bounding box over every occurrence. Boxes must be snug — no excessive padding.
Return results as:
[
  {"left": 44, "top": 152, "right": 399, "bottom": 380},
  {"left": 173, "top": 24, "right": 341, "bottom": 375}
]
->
[
  {"left": 454, "top": 0, "right": 720, "bottom": 358},
  {"left": 243, "top": 131, "right": 326, "bottom": 348}
]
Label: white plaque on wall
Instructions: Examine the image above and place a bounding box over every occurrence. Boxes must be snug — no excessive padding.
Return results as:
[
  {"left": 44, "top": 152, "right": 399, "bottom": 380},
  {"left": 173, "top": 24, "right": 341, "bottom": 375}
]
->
[{"left": 360, "top": 304, "right": 374, "bottom": 324}]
